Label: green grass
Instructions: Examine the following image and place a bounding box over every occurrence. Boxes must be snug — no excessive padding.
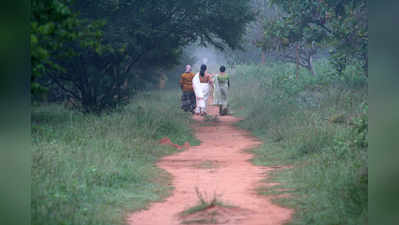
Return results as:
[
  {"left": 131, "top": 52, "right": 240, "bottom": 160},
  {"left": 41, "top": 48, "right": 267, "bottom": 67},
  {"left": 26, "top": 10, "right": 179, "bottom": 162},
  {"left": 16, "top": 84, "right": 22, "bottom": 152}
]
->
[
  {"left": 32, "top": 90, "right": 199, "bottom": 225},
  {"left": 179, "top": 188, "right": 234, "bottom": 225},
  {"left": 230, "top": 60, "right": 368, "bottom": 225},
  {"left": 179, "top": 188, "right": 231, "bottom": 217},
  {"left": 180, "top": 200, "right": 222, "bottom": 217}
]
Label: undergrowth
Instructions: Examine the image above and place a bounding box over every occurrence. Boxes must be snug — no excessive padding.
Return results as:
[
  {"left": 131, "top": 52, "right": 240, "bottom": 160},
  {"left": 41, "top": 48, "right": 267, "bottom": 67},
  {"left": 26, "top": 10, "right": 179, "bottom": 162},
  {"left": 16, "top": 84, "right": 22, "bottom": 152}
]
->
[
  {"left": 32, "top": 91, "right": 198, "bottom": 225},
  {"left": 230, "top": 60, "right": 368, "bottom": 225}
]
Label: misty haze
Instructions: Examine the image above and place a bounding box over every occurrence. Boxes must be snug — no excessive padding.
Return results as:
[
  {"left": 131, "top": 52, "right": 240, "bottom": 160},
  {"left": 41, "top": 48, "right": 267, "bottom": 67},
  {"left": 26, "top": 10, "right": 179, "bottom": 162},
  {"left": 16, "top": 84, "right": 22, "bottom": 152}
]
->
[{"left": 32, "top": 1, "right": 368, "bottom": 225}]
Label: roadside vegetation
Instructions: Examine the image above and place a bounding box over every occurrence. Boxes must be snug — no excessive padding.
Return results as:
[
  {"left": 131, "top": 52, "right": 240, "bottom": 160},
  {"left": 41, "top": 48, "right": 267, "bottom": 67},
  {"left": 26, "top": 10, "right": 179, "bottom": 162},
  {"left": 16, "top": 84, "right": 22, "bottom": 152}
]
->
[
  {"left": 32, "top": 91, "right": 198, "bottom": 225},
  {"left": 230, "top": 60, "right": 368, "bottom": 225}
]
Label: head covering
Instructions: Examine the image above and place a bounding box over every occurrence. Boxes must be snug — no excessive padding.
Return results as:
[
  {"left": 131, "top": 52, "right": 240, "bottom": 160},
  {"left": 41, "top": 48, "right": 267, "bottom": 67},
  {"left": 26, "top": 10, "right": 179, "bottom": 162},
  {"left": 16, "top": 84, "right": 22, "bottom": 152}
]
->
[{"left": 185, "top": 65, "right": 192, "bottom": 73}]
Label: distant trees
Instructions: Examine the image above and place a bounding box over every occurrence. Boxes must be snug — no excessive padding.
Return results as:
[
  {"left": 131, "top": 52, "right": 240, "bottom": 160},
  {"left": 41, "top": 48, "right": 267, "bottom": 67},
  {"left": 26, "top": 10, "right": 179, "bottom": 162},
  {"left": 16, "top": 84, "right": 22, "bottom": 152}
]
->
[
  {"left": 224, "top": 0, "right": 277, "bottom": 66},
  {"left": 259, "top": 17, "right": 319, "bottom": 75},
  {"left": 265, "top": 0, "right": 368, "bottom": 76},
  {"left": 32, "top": 0, "right": 255, "bottom": 112}
]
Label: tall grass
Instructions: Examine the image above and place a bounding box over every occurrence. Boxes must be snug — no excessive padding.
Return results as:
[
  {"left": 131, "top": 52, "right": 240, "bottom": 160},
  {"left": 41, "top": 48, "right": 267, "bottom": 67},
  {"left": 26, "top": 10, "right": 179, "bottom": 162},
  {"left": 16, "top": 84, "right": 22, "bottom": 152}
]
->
[
  {"left": 230, "top": 60, "right": 368, "bottom": 225},
  {"left": 32, "top": 90, "right": 198, "bottom": 225}
]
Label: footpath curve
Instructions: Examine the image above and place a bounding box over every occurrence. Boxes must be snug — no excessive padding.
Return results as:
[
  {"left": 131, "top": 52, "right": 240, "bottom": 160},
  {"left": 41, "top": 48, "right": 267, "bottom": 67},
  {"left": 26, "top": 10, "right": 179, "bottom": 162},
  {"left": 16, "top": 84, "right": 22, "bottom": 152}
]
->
[{"left": 128, "top": 105, "right": 292, "bottom": 225}]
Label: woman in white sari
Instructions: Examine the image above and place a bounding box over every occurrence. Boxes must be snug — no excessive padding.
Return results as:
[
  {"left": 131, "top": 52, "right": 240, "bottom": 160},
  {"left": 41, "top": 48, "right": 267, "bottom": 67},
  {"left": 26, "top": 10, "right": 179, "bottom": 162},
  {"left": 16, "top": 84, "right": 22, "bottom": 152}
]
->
[{"left": 192, "top": 64, "right": 213, "bottom": 116}]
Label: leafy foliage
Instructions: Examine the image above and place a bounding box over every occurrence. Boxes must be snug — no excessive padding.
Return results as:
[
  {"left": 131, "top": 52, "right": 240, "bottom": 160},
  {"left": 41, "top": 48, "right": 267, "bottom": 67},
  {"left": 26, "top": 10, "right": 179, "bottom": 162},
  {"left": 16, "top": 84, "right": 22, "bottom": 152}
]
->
[
  {"left": 259, "top": 17, "right": 319, "bottom": 74},
  {"left": 31, "top": 0, "right": 105, "bottom": 95},
  {"left": 268, "top": 0, "right": 368, "bottom": 75},
  {"left": 32, "top": 0, "right": 255, "bottom": 112}
]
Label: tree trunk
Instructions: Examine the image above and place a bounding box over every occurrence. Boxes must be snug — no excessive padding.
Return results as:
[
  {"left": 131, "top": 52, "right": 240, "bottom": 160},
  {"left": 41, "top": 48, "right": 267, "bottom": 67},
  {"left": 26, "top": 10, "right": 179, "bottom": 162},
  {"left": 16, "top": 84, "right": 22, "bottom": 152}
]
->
[
  {"left": 261, "top": 51, "right": 266, "bottom": 64},
  {"left": 308, "top": 55, "right": 316, "bottom": 76},
  {"left": 363, "top": 53, "right": 368, "bottom": 77},
  {"left": 296, "top": 43, "right": 300, "bottom": 79}
]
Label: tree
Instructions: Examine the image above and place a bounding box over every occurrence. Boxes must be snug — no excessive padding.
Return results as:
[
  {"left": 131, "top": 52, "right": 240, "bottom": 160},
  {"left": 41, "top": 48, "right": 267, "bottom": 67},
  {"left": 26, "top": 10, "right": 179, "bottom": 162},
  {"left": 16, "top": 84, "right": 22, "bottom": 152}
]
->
[
  {"left": 31, "top": 0, "right": 105, "bottom": 99},
  {"left": 258, "top": 17, "right": 320, "bottom": 75},
  {"left": 269, "top": 0, "right": 368, "bottom": 76},
  {"left": 223, "top": 0, "right": 279, "bottom": 66},
  {"left": 34, "top": 0, "right": 255, "bottom": 112}
]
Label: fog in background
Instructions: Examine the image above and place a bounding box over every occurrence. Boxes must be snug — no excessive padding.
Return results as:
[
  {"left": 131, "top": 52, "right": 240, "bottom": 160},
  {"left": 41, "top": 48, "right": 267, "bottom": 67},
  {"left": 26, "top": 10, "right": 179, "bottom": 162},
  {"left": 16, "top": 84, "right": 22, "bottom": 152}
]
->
[
  {"left": 164, "top": 45, "right": 231, "bottom": 89},
  {"left": 187, "top": 46, "right": 228, "bottom": 74}
]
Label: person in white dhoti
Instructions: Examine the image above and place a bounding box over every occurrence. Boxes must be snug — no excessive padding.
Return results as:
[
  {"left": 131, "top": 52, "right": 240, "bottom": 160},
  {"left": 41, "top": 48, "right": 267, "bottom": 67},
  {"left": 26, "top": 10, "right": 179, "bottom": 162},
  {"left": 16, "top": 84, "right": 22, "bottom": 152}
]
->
[{"left": 192, "top": 64, "right": 214, "bottom": 116}]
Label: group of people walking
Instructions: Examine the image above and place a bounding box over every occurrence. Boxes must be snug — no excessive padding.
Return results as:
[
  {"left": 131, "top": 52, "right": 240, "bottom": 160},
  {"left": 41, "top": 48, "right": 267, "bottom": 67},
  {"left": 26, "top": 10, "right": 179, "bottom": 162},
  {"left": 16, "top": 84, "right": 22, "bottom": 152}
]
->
[{"left": 180, "top": 64, "right": 230, "bottom": 116}]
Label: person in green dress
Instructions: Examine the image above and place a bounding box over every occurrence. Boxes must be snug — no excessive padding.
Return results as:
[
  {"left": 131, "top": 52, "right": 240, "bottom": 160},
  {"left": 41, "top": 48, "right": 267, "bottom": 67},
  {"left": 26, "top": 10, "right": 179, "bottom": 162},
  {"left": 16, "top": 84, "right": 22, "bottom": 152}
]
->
[{"left": 213, "top": 65, "right": 230, "bottom": 115}]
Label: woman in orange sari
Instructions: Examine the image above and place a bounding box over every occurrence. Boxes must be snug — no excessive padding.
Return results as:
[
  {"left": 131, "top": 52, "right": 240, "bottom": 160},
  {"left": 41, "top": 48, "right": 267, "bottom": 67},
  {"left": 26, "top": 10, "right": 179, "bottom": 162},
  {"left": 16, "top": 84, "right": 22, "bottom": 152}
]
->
[{"left": 179, "top": 65, "right": 196, "bottom": 113}]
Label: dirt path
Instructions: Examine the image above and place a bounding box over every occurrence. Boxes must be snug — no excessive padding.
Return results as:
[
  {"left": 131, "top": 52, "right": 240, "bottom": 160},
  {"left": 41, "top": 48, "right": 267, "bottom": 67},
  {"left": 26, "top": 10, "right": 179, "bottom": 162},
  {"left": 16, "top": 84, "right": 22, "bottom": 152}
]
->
[{"left": 127, "top": 105, "right": 293, "bottom": 225}]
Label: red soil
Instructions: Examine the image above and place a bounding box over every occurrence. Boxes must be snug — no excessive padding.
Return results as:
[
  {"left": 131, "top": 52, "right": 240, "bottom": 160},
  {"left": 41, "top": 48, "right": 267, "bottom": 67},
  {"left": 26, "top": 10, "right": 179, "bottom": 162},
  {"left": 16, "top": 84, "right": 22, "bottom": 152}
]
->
[
  {"left": 159, "top": 137, "right": 190, "bottom": 150},
  {"left": 128, "top": 105, "right": 293, "bottom": 225}
]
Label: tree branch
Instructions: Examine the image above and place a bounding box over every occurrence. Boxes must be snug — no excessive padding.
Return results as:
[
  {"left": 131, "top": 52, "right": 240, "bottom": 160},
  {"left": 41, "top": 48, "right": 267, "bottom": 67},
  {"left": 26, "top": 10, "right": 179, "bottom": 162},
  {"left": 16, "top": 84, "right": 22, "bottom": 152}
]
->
[{"left": 47, "top": 72, "right": 82, "bottom": 101}]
